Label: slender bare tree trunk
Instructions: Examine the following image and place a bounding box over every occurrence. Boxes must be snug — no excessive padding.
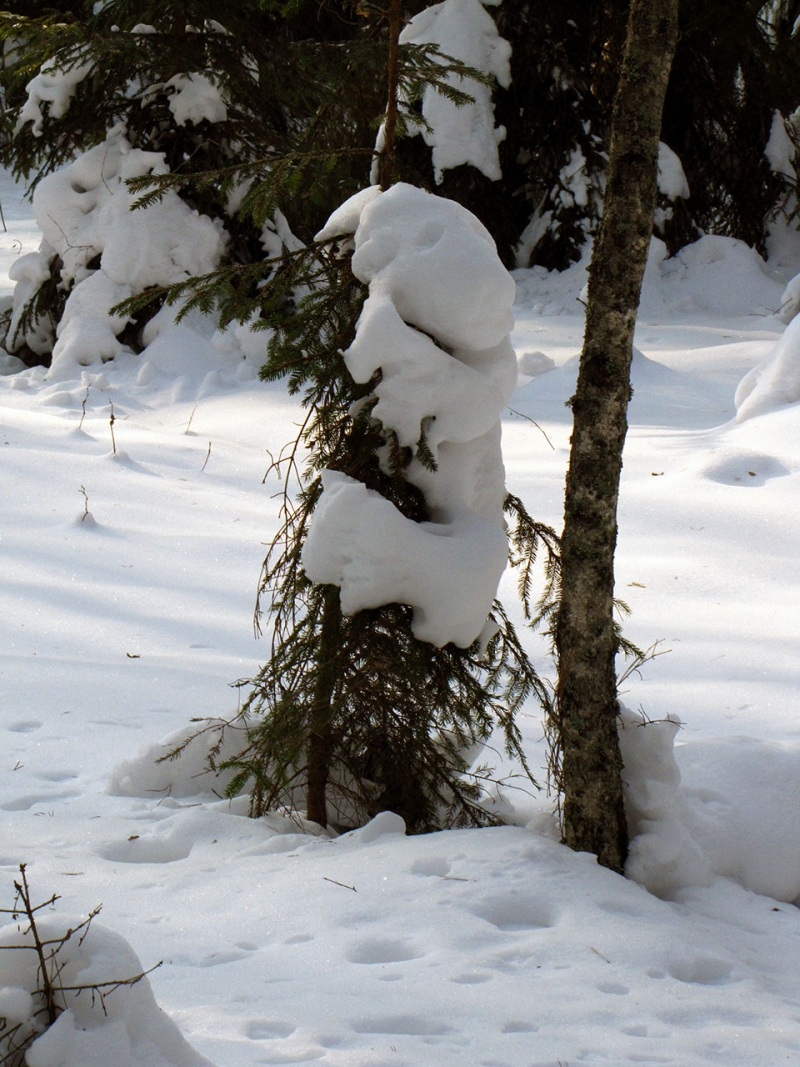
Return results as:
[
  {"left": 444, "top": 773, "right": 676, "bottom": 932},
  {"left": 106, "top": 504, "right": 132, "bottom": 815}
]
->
[
  {"left": 379, "top": 0, "right": 402, "bottom": 192},
  {"left": 555, "top": 0, "right": 680, "bottom": 873},
  {"left": 305, "top": 587, "right": 341, "bottom": 827}
]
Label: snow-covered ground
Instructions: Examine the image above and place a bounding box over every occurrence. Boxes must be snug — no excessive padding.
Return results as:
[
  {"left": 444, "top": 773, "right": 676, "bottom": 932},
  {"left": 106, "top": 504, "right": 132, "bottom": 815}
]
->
[{"left": 2, "top": 165, "right": 800, "bottom": 1065}]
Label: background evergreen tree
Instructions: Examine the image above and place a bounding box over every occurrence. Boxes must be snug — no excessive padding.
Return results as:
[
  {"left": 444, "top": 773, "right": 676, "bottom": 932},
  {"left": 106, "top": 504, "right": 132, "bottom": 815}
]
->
[
  {"left": 392, "top": 0, "right": 800, "bottom": 269},
  {"left": 662, "top": 0, "right": 800, "bottom": 254},
  {"left": 0, "top": 0, "right": 387, "bottom": 363}
]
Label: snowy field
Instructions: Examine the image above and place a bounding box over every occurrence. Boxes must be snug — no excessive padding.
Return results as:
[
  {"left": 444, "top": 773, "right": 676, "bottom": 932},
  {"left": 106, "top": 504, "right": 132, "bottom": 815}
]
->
[{"left": 2, "top": 163, "right": 800, "bottom": 1066}]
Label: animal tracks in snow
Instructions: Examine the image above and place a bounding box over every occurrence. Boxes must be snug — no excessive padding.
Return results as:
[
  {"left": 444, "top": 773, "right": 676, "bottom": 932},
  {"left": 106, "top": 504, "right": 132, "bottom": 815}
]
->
[
  {"left": 666, "top": 955, "right": 735, "bottom": 986},
  {"left": 6, "top": 719, "right": 43, "bottom": 733},
  {"left": 346, "top": 938, "right": 422, "bottom": 965},
  {"left": 470, "top": 893, "right": 559, "bottom": 932}
]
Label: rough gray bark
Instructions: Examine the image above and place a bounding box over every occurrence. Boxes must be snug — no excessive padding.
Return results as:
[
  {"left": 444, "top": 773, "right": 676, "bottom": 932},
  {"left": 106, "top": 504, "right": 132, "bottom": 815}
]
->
[{"left": 554, "top": 0, "right": 680, "bottom": 873}]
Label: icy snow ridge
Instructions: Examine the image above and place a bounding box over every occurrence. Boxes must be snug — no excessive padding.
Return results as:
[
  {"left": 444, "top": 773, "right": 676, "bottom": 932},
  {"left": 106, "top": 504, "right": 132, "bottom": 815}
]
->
[{"left": 303, "top": 184, "right": 516, "bottom": 648}]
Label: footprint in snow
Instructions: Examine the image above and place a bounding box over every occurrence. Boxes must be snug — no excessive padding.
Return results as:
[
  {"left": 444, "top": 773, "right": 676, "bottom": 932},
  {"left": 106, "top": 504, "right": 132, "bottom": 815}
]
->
[
  {"left": 450, "top": 971, "right": 493, "bottom": 985},
  {"left": 699, "top": 448, "right": 789, "bottom": 487},
  {"left": 352, "top": 1014, "right": 453, "bottom": 1036},
  {"left": 470, "top": 894, "right": 559, "bottom": 932},
  {"left": 245, "top": 1019, "right": 295, "bottom": 1040},
  {"left": 97, "top": 835, "right": 192, "bottom": 864},
  {"left": 667, "top": 955, "right": 734, "bottom": 985},
  {"left": 409, "top": 855, "right": 451, "bottom": 877},
  {"left": 1, "top": 790, "right": 80, "bottom": 811},
  {"left": 346, "top": 938, "right": 422, "bottom": 965},
  {"left": 596, "top": 981, "right": 630, "bottom": 996}
]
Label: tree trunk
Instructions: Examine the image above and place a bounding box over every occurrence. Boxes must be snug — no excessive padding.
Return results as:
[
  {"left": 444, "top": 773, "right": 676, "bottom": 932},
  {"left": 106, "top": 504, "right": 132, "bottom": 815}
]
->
[
  {"left": 305, "top": 587, "right": 341, "bottom": 827},
  {"left": 555, "top": 0, "right": 679, "bottom": 873}
]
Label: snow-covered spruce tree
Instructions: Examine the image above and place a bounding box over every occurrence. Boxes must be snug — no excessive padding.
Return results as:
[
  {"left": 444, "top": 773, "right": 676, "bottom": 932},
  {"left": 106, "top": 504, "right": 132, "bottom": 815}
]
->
[
  {"left": 0, "top": 0, "right": 385, "bottom": 371},
  {"left": 214, "top": 179, "right": 555, "bottom": 833},
  {"left": 113, "top": 3, "right": 555, "bottom": 833},
  {"left": 25, "top": 0, "right": 556, "bottom": 830}
]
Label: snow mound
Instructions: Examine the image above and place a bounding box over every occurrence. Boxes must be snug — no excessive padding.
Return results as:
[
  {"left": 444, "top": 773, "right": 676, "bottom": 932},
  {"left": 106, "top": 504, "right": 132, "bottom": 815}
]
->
[
  {"left": 0, "top": 917, "right": 215, "bottom": 1067},
  {"left": 619, "top": 706, "right": 711, "bottom": 897},
  {"left": 620, "top": 707, "right": 800, "bottom": 904},
  {"left": 678, "top": 736, "right": 800, "bottom": 904},
  {"left": 642, "top": 235, "right": 783, "bottom": 319},
  {"left": 735, "top": 314, "right": 800, "bottom": 420},
  {"left": 107, "top": 720, "right": 244, "bottom": 799},
  {"left": 515, "top": 233, "right": 784, "bottom": 321},
  {"left": 516, "top": 349, "right": 555, "bottom": 377}
]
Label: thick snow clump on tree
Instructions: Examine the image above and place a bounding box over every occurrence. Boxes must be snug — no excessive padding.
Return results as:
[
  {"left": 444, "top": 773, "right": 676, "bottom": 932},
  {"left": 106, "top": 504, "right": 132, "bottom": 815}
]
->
[
  {"left": 398, "top": 0, "right": 511, "bottom": 183},
  {"left": 165, "top": 72, "right": 228, "bottom": 127},
  {"left": 0, "top": 917, "right": 215, "bottom": 1067},
  {"left": 15, "top": 51, "right": 93, "bottom": 136},
  {"left": 303, "top": 183, "right": 517, "bottom": 648},
  {"left": 656, "top": 142, "right": 690, "bottom": 201},
  {"left": 7, "top": 127, "right": 226, "bottom": 380}
]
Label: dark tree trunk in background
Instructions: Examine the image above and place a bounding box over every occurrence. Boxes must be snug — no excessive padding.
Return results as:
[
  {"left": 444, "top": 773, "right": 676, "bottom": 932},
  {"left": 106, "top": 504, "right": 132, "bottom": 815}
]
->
[
  {"left": 555, "top": 0, "right": 680, "bottom": 874},
  {"left": 305, "top": 588, "right": 341, "bottom": 828}
]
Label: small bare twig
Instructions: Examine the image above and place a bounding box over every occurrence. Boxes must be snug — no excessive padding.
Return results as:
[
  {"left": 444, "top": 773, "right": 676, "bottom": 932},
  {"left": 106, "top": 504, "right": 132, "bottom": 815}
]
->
[
  {"left": 616, "top": 639, "right": 670, "bottom": 689},
  {"left": 108, "top": 402, "right": 117, "bottom": 455},
  {"left": 185, "top": 406, "right": 197, "bottom": 435},
  {"left": 201, "top": 441, "right": 211, "bottom": 472},
  {"left": 506, "top": 407, "right": 556, "bottom": 450},
  {"left": 79, "top": 486, "right": 89, "bottom": 522},
  {"left": 322, "top": 876, "right": 357, "bottom": 892},
  {"left": 78, "top": 387, "right": 89, "bottom": 430},
  {"left": 12, "top": 865, "right": 62, "bottom": 1025}
]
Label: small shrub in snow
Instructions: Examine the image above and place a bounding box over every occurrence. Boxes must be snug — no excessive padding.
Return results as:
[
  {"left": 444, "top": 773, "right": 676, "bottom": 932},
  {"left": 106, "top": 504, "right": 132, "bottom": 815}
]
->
[{"left": 0, "top": 866, "right": 212, "bottom": 1067}]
